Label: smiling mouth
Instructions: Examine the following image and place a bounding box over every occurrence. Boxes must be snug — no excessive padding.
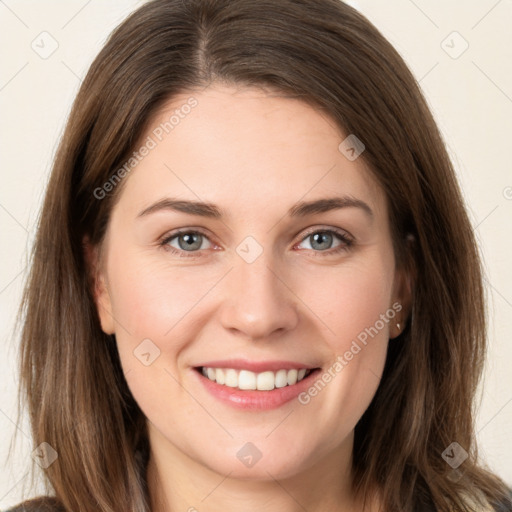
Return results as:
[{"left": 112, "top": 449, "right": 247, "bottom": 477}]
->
[{"left": 194, "top": 366, "right": 321, "bottom": 391}]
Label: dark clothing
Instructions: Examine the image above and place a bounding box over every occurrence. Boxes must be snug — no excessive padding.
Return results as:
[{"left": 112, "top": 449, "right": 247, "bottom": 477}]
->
[{"left": 4, "top": 491, "right": 512, "bottom": 511}]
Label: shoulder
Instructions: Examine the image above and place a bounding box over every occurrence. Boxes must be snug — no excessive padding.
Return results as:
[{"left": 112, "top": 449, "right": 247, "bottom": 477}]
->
[
  {"left": 491, "top": 489, "right": 512, "bottom": 512},
  {"left": 2, "top": 497, "right": 64, "bottom": 512},
  {"left": 418, "top": 488, "right": 512, "bottom": 512},
  {"left": 460, "top": 489, "right": 512, "bottom": 512}
]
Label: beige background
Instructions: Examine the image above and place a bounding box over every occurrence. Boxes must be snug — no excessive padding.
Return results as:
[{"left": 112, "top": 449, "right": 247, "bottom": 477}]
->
[{"left": 1, "top": 0, "right": 511, "bottom": 506}]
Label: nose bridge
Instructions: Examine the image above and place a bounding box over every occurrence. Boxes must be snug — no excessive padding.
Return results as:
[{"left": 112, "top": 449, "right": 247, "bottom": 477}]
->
[{"left": 219, "top": 242, "right": 299, "bottom": 339}]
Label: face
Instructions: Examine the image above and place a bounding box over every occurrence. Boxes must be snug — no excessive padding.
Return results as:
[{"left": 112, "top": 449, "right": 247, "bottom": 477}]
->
[{"left": 91, "top": 84, "right": 410, "bottom": 481}]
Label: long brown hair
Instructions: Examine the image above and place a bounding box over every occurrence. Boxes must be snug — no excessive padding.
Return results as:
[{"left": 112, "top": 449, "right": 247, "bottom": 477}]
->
[{"left": 16, "top": 0, "right": 511, "bottom": 511}]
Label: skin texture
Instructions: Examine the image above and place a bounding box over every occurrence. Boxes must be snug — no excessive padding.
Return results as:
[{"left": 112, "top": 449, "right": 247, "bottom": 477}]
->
[{"left": 90, "top": 84, "right": 412, "bottom": 512}]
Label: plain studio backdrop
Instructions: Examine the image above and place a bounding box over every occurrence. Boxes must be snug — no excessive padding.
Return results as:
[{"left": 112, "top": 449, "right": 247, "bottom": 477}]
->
[{"left": 0, "top": 0, "right": 511, "bottom": 507}]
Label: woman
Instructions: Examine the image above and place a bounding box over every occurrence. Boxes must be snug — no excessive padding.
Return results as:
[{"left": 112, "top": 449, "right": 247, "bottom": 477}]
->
[{"left": 7, "top": 0, "right": 511, "bottom": 510}]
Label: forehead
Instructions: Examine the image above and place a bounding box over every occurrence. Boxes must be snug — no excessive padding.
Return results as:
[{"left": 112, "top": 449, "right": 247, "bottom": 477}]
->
[{"left": 116, "top": 84, "right": 386, "bottom": 221}]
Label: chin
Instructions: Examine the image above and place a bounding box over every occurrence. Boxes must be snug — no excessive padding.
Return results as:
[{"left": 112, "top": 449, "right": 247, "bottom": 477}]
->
[{"left": 198, "top": 441, "right": 316, "bottom": 481}]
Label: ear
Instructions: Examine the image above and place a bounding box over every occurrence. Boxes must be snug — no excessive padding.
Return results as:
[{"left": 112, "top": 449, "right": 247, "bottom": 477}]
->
[
  {"left": 82, "top": 236, "right": 116, "bottom": 335},
  {"left": 389, "top": 234, "right": 416, "bottom": 339}
]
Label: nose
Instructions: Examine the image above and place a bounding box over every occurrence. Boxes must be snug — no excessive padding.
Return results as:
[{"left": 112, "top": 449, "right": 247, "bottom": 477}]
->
[{"left": 219, "top": 251, "right": 299, "bottom": 341}]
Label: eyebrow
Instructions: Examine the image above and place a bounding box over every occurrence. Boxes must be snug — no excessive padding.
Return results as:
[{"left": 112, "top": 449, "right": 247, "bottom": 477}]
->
[{"left": 137, "top": 195, "right": 374, "bottom": 220}]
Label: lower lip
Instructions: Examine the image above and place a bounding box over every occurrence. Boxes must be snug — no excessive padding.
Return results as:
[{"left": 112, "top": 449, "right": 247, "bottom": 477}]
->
[{"left": 192, "top": 367, "right": 322, "bottom": 410}]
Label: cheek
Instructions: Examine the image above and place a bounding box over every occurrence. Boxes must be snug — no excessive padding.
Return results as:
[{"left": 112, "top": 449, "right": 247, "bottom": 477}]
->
[
  {"left": 104, "top": 245, "right": 229, "bottom": 392},
  {"left": 299, "top": 254, "right": 395, "bottom": 351},
  {"left": 104, "top": 250, "right": 202, "bottom": 418},
  {"left": 106, "top": 249, "right": 209, "bottom": 338},
  {"left": 294, "top": 253, "right": 394, "bottom": 426}
]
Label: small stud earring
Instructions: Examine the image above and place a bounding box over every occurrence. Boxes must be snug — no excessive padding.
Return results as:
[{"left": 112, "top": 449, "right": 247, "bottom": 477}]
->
[{"left": 396, "top": 322, "right": 401, "bottom": 331}]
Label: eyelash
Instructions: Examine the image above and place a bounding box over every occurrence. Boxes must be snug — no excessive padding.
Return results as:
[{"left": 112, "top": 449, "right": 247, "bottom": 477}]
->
[{"left": 159, "top": 227, "right": 354, "bottom": 258}]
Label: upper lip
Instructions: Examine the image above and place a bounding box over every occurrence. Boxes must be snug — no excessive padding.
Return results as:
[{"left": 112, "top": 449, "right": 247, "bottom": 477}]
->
[{"left": 195, "top": 359, "right": 320, "bottom": 373}]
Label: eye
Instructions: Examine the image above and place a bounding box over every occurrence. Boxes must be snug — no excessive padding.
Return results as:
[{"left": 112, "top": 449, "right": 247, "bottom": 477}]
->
[
  {"left": 159, "top": 227, "right": 353, "bottom": 258},
  {"left": 295, "top": 228, "right": 353, "bottom": 255},
  {"left": 160, "top": 229, "right": 214, "bottom": 257}
]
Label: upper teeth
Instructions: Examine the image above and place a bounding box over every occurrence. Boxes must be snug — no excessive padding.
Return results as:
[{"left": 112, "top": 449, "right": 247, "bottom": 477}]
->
[{"left": 201, "top": 367, "right": 310, "bottom": 391}]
